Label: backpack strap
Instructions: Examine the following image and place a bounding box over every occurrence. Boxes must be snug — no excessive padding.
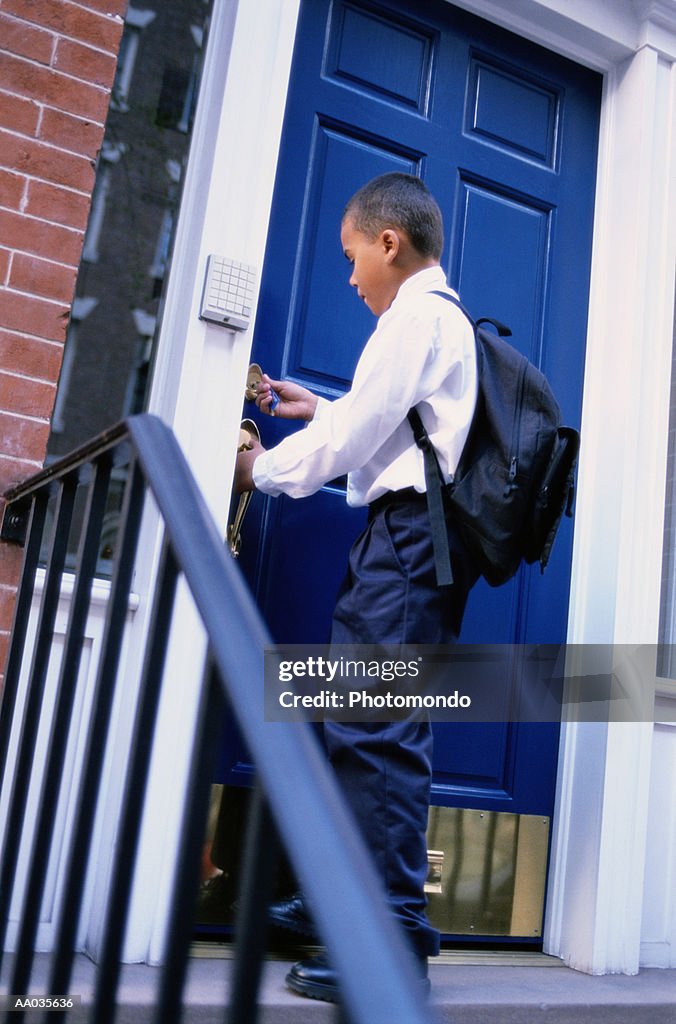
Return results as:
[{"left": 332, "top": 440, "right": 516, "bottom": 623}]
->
[
  {"left": 405, "top": 290, "right": 473, "bottom": 588},
  {"left": 407, "top": 407, "right": 453, "bottom": 587},
  {"left": 408, "top": 292, "right": 506, "bottom": 587},
  {"left": 406, "top": 291, "right": 501, "bottom": 588},
  {"left": 476, "top": 316, "right": 512, "bottom": 338},
  {"left": 428, "top": 291, "right": 512, "bottom": 339}
]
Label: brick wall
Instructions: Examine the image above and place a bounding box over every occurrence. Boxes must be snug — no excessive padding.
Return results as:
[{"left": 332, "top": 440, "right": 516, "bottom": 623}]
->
[{"left": 0, "top": 0, "right": 126, "bottom": 678}]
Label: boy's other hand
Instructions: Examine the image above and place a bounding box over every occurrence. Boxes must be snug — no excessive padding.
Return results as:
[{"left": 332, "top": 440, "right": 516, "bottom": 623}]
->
[
  {"left": 256, "top": 374, "right": 318, "bottom": 421},
  {"left": 235, "top": 437, "right": 265, "bottom": 494}
]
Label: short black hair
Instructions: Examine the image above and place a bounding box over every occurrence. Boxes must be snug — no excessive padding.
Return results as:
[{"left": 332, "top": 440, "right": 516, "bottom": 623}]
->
[{"left": 343, "top": 172, "right": 443, "bottom": 260}]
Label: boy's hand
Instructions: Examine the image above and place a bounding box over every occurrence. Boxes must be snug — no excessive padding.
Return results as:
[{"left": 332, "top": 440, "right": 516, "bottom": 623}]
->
[
  {"left": 235, "top": 437, "right": 265, "bottom": 494},
  {"left": 256, "top": 374, "right": 318, "bottom": 421}
]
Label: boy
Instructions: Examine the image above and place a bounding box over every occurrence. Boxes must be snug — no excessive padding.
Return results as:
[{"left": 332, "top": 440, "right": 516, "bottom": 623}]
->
[{"left": 235, "top": 172, "right": 478, "bottom": 1001}]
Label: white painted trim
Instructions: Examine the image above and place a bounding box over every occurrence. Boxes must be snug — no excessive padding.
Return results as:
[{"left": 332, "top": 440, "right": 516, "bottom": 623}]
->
[
  {"left": 0, "top": 573, "right": 140, "bottom": 954},
  {"left": 28, "top": 568, "right": 139, "bottom": 611},
  {"left": 449, "top": 0, "right": 676, "bottom": 65},
  {"left": 540, "top": 40, "right": 676, "bottom": 977},
  {"left": 640, "top": 718, "right": 676, "bottom": 968}
]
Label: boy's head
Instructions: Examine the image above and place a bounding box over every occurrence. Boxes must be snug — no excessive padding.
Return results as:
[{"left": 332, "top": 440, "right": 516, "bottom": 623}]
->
[
  {"left": 340, "top": 172, "right": 444, "bottom": 316},
  {"left": 343, "top": 172, "right": 444, "bottom": 260}
]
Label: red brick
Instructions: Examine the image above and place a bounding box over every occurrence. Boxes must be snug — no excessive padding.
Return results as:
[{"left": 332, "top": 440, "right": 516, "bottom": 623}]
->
[
  {"left": 0, "top": 539, "right": 25, "bottom": 582},
  {"left": 1, "top": 1, "right": 124, "bottom": 54},
  {"left": 0, "top": 584, "right": 20, "bottom": 630},
  {"left": 0, "top": 288, "right": 70, "bottom": 343},
  {"left": 0, "top": 129, "right": 95, "bottom": 193},
  {"left": 39, "top": 106, "right": 104, "bottom": 157},
  {"left": 0, "top": 330, "right": 63, "bottom": 382},
  {"left": 0, "top": 371, "right": 56, "bottom": 419},
  {"left": 0, "top": 169, "right": 26, "bottom": 212},
  {"left": 9, "top": 253, "right": 77, "bottom": 304},
  {"left": 0, "top": 461, "right": 44, "bottom": 501},
  {"left": 0, "top": 13, "right": 55, "bottom": 65},
  {"left": 0, "top": 89, "right": 41, "bottom": 137},
  {"left": 76, "top": 0, "right": 128, "bottom": 18},
  {"left": 0, "top": 52, "right": 111, "bottom": 123},
  {"left": 54, "top": 37, "right": 117, "bottom": 89},
  {"left": 0, "top": 631, "right": 11, "bottom": 685},
  {"left": 0, "top": 656, "right": 11, "bottom": 693},
  {"left": 0, "top": 250, "right": 10, "bottom": 286},
  {"left": 0, "top": 209, "right": 84, "bottom": 266},
  {"left": 0, "top": 411, "right": 50, "bottom": 461},
  {"left": 25, "top": 179, "right": 91, "bottom": 231}
]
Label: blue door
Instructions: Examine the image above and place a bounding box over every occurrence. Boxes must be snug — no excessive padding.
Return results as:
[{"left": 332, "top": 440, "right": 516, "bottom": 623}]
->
[{"left": 233, "top": 0, "right": 600, "bottom": 938}]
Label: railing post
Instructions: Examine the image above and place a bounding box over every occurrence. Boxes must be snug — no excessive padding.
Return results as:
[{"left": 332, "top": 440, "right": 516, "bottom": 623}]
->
[
  {"left": 152, "top": 661, "right": 223, "bottom": 1024},
  {"left": 8, "top": 456, "right": 113, "bottom": 1007},
  {"left": 0, "top": 491, "right": 49, "bottom": 783},
  {"left": 91, "top": 535, "right": 180, "bottom": 1024},
  {"left": 227, "top": 782, "right": 281, "bottom": 1024},
  {"left": 0, "top": 474, "right": 78, "bottom": 980},
  {"left": 46, "top": 458, "right": 146, "bottom": 1013}
]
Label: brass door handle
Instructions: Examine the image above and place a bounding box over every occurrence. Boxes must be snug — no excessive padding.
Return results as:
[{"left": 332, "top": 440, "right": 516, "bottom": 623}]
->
[
  {"left": 245, "top": 363, "right": 263, "bottom": 402},
  {"left": 227, "top": 419, "right": 260, "bottom": 557}
]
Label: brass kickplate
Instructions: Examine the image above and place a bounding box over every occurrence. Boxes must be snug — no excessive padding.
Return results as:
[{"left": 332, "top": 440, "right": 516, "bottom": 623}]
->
[{"left": 425, "top": 807, "right": 550, "bottom": 938}]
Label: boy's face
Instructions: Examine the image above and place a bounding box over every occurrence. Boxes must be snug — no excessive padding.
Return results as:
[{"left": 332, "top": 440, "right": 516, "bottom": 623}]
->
[{"left": 340, "top": 217, "right": 400, "bottom": 317}]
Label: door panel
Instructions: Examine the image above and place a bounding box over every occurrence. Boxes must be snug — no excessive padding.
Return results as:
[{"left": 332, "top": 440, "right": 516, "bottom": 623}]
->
[
  {"left": 289, "top": 125, "right": 417, "bottom": 390},
  {"left": 232, "top": 0, "right": 600, "bottom": 930}
]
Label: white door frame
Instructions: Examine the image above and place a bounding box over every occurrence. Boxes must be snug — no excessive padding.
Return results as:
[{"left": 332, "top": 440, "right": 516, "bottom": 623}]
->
[{"left": 87, "top": 0, "right": 676, "bottom": 972}]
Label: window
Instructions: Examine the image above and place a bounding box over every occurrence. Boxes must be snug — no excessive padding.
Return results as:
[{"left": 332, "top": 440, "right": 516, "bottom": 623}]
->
[
  {"left": 110, "top": 7, "right": 156, "bottom": 112},
  {"left": 47, "top": 0, "right": 213, "bottom": 570}
]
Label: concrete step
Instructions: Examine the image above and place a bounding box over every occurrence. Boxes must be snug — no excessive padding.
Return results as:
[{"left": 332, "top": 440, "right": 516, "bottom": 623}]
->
[{"left": 2, "top": 948, "right": 675, "bottom": 1022}]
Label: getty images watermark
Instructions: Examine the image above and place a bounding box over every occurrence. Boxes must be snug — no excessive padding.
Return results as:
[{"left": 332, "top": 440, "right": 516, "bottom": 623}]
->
[
  {"left": 275, "top": 652, "right": 471, "bottom": 713},
  {"left": 264, "top": 644, "right": 676, "bottom": 723}
]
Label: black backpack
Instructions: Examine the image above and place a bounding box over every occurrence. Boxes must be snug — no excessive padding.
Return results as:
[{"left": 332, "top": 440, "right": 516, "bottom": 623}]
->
[{"left": 408, "top": 293, "right": 580, "bottom": 588}]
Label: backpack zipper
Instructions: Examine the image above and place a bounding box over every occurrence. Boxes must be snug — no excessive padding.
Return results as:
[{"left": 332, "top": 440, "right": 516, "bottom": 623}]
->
[{"left": 505, "top": 358, "right": 527, "bottom": 496}]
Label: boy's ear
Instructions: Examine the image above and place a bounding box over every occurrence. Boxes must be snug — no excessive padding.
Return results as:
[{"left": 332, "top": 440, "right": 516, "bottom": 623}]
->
[{"left": 381, "top": 228, "right": 401, "bottom": 263}]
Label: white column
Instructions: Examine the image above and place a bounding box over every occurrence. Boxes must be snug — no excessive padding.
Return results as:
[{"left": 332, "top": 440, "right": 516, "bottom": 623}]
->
[
  {"left": 544, "top": 43, "right": 676, "bottom": 975},
  {"left": 140, "top": 0, "right": 303, "bottom": 967}
]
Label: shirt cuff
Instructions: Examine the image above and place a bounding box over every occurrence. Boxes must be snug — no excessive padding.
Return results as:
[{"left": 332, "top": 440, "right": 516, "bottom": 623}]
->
[
  {"left": 312, "top": 395, "right": 330, "bottom": 422},
  {"left": 251, "top": 451, "right": 281, "bottom": 496}
]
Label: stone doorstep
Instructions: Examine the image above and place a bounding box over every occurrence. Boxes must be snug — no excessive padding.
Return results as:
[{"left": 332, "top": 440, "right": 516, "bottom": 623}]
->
[{"left": 1, "top": 951, "right": 675, "bottom": 1023}]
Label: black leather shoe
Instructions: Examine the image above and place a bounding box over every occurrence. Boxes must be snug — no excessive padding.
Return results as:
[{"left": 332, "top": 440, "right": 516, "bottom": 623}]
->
[
  {"left": 268, "top": 892, "right": 318, "bottom": 941},
  {"left": 285, "top": 955, "right": 339, "bottom": 1002},
  {"left": 285, "top": 952, "right": 430, "bottom": 1004}
]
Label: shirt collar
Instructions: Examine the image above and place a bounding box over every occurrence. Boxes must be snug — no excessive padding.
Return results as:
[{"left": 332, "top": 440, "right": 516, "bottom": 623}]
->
[{"left": 392, "top": 265, "right": 454, "bottom": 305}]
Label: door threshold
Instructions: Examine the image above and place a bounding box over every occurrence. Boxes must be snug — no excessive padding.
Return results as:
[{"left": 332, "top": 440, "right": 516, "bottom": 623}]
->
[
  {"left": 436, "top": 949, "right": 563, "bottom": 967},
  {"left": 190, "top": 940, "right": 563, "bottom": 968}
]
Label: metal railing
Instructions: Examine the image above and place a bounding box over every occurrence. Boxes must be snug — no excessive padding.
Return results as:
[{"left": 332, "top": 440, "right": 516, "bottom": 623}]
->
[{"left": 0, "top": 414, "right": 435, "bottom": 1024}]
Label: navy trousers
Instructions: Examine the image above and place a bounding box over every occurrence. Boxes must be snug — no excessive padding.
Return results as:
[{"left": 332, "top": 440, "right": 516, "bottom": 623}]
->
[{"left": 324, "top": 490, "right": 477, "bottom": 958}]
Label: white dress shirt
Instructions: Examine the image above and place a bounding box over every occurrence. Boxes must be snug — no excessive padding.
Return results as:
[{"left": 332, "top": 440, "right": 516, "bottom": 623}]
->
[{"left": 252, "top": 265, "right": 478, "bottom": 507}]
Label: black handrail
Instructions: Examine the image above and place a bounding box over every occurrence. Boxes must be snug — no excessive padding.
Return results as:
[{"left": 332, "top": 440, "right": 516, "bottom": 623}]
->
[{"left": 0, "top": 414, "right": 436, "bottom": 1024}]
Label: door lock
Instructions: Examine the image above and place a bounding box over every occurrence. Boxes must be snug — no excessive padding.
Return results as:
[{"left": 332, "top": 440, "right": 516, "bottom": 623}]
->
[
  {"left": 245, "top": 363, "right": 263, "bottom": 402},
  {"left": 245, "top": 362, "right": 280, "bottom": 412}
]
